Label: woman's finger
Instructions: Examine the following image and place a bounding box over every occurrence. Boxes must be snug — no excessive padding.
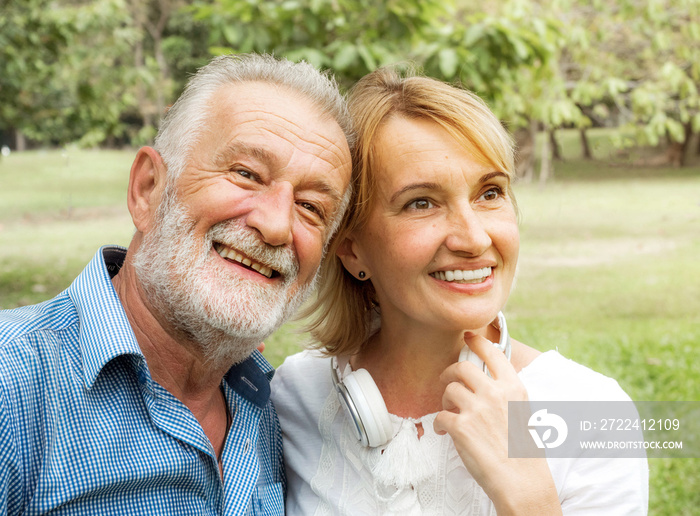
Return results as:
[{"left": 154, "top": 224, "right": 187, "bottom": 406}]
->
[
  {"left": 440, "top": 359, "right": 491, "bottom": 393},
  {"left": 463, "top": 331, "right": 514, "bottom": 381}
]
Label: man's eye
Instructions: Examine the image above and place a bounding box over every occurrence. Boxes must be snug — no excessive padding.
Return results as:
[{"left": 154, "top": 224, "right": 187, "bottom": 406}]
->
[
  {"left": 231, "top": 167, "right": 256, "bottom": 181},
  {"left": 299, "top": 201, "right": 323, "bottom": 218},
  {"left": 406, "top": 199, "right": 434, "bottom": 210}
]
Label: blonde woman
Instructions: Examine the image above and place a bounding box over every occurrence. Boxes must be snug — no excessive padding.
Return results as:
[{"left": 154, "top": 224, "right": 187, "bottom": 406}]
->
[{"left": 271, "top": 68, "right": 648, "bottom": 515}]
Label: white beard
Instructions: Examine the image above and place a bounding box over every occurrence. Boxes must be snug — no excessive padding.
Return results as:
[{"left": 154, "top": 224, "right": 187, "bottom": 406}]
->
[{"left": 132, "top": 189, "right": 318, "bottom": 366}]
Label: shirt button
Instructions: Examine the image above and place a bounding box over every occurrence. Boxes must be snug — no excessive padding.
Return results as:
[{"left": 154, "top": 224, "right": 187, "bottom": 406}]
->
[{"left": 243, "top": 439, "right": 251, "bottom": 454}]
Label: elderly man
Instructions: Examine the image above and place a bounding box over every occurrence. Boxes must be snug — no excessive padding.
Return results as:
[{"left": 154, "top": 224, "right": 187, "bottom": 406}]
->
[{"left": 0, "top": 54, "right": 353, "bottom": 515}]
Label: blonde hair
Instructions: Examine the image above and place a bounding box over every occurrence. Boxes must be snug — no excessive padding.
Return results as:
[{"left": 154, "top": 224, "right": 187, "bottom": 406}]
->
[{"left": 300, "top": 67, "right": 516, "bottom": 356}]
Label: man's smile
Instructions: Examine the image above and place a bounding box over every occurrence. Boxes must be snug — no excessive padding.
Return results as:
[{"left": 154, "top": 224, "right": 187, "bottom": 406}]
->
[{"left": 214, "top": 242, "right": 276, "bottom": 278}]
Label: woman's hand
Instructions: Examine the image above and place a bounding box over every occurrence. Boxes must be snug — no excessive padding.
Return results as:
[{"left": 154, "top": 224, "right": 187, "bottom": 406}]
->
[{"left": 433, "top": 332, "right": 562, "bottom": 515}]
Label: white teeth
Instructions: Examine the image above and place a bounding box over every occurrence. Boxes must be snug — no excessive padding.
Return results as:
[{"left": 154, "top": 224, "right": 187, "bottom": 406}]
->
[
  {"left": 431, "top": 267, "right": 492, "bottom": 283},
  {"left": 215, "top": 243, "right": 273, "bottom": 278}
]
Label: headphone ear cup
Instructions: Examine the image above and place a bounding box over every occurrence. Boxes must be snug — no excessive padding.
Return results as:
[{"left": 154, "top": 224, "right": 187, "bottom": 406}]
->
[{"left": 343, "top": 369, "right": 394, "bottom": 447}]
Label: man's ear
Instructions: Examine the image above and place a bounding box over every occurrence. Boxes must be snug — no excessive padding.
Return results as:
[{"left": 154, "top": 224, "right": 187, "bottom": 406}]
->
[
  {"left": 127, "top": 146, "right": 168, "bottom": 233},
  {"left": 336, "top": 235, "right": 371, "bottom": 280}
]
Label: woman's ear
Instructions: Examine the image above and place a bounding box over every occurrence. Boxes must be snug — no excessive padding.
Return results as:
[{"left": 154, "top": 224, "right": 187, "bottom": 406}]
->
[
  {"left": 127, "top": 146, "right": 168, "bottom": 233},
  {"left": 336, "top": 235, "right": 371, "bottom": 280}
]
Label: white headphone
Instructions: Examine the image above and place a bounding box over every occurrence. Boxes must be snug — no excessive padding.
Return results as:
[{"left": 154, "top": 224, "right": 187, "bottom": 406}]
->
[{"left": 330, "top": 311, "right": 511, "bottom": 448}]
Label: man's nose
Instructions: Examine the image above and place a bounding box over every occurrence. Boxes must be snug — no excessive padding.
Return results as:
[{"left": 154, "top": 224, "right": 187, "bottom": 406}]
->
[{"left": 245, "top": 182, "right": 294, "bottom": 247}]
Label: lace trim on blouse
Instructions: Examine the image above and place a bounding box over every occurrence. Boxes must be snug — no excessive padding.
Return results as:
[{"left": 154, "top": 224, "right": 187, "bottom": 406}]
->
[{"left": 310, "top": 388, "right": 496, "bottom": 515}]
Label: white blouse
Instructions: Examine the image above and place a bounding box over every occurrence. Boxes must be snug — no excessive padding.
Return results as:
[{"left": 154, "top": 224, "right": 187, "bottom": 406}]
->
[{"left": 271, "top": 350, "right": 648, "bottom": 515}]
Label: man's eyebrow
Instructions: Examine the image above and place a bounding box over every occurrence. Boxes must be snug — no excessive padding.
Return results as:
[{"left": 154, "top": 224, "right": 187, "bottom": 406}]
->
[
  {"left": 303, "top": 178, "right": 344, "bottom": 208},
  {"left": 213, "top": 142, "right": 276, "bottom": 167},
  {"left": 390, "top": 182, "right": 442, "bottom": 203}
]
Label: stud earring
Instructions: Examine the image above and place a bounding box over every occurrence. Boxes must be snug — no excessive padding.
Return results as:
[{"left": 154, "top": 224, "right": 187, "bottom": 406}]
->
[{"left": 358, "top": 271, "right": 366, "bottom": 279}]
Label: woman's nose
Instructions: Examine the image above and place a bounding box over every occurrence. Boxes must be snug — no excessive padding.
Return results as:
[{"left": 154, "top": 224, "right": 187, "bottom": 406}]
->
[
  {"left": 444, "top": 202, "right": 492, "bottom": 256},
  {"left": 245, "top": 182, "right": 294, "bottom": 247}
]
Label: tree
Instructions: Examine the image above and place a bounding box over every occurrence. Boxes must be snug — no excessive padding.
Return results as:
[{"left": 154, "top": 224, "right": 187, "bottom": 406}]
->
[
  {"left": 0, "top": 0, "right": 75, "bottom": 148},
  {"left": 127, "top": 0, "right": 212, "bottom": 142},
  {"left": 0, "top": 0, "right": 136, "bottom": 147},
  {"left": 548, "top": 0, "right": 700, "bottom": 167}
]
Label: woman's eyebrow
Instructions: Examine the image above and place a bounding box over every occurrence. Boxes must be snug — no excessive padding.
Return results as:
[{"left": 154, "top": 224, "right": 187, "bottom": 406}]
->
[
  {"left": 478, "top": 171, "right": 509, "bottom": 184},
  {"left": 390, "top": 182, "right": 442, "bottom": 203}
]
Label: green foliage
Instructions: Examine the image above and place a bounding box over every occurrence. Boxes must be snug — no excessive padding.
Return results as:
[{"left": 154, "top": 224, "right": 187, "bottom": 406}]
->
[
  {"left": 0, "top": 0, "right": 137, "bottom": 145},
  {"left": 192, "top": 0, "right": 566, "bottom": 131},
  {"left": 192, "top": 0, "right": 449, "bottom": 86},
  {"left": 3, "top": 0, "right": 700, "bottom": 159},
  {"left": 0, "top": 0, "right": 73, "bottom": 135},
  {"left": 548, "top": 0, "right": 700, "bottom": 152},
  {"left": 422, "top": 6, "right": 566, "bottom": 128}
]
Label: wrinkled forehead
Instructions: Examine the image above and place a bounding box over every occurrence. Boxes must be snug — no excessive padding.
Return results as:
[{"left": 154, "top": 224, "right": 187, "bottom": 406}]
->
[{"left": 204, "top": 82, "right": 349, "bottom": 162}]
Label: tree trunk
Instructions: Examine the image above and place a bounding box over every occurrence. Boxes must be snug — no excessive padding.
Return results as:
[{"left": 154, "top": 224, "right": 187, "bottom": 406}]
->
[
  {"left": 16, "top": 131, "right": 26, "bottom": 151},
  {"left": 550, "top": 129, "right": 563, "bottom": 161},
  {"left": 147, "top": 0, "right": 173, "bottom": 123},
  {"left": 515, "top": 120, "right": 537, "bottom": 182},
  {"left": 580, "top": 128, "right": 592, "bottom": 159},
  {"left": 133, "top": 33, "right": 154, "bottom": 129},
  {"left": 666, "top": 122, "right": 693, "bottom": 167},
  {"left": 539, "top": 124, "right": 552, "bottom": 186},
  {"left": 153, "top": 37, "right": 168, "bottom": 121}
]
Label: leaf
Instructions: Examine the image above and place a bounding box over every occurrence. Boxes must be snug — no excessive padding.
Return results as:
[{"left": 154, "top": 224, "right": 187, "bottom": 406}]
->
[
  {"left": 222, "top": 23, "right": 240, "bottom": 45},
  {"left": 357, "top": 44, "right": 377, "bottom": 71},
  {"left": 666, "top": 118, "right": 686, "bottom": 143},
  {"left": 463, "top": 23, "right": 485, "bottom": 46},
  {"left": 333, "top": 43, "right": 358, "bottom": 71},
  {"left": 438, "top": 47, "right": 459, "bottom": 78}
]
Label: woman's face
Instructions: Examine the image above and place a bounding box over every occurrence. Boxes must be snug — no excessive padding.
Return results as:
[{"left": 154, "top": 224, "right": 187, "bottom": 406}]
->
[{"left": 348, "top": 116, "right": 519, "bottom": 333}]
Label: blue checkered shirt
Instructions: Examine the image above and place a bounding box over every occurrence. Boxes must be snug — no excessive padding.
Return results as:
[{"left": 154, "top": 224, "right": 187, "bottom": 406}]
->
[{"left": 0, "top": 246, "right": 285, "bottom": 515}]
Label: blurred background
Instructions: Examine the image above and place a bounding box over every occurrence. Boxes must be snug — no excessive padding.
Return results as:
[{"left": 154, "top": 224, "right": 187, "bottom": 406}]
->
[{"left": 1, "top": 0, "right": 699, "bottom": 513}]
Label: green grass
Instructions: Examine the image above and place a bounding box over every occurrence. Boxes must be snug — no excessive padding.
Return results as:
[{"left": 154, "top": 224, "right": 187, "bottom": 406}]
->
[
  {"left": 1, "top": 140, "right": 699, "bottom": 513},
  {"left": 0, "top": 148, "right": 136, "bottom": 308}
]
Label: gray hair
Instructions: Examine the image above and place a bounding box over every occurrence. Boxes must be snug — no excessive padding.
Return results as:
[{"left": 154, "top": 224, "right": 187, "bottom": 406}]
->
[{"left": 153, "top": 53, "right": 355, "bottom": 180}]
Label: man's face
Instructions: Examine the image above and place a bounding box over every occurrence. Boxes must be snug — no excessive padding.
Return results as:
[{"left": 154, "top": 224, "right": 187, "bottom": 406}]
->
[{"left": 134, "top": 82, "right": 351, "bottom": 364}]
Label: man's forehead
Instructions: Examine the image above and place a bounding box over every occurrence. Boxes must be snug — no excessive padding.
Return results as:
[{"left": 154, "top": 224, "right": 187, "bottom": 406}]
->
[
  {"left": 209, "top": 81, "right": 315, "bottom": 119},
  {"left": 208, "top": 83, "right": 343, "bottom": 144}
]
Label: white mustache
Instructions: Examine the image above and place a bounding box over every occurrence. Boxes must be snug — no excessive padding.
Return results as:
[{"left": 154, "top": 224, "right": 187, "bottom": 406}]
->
[{"left": 206, "top": 219, "right": 299, "bottom": 280}]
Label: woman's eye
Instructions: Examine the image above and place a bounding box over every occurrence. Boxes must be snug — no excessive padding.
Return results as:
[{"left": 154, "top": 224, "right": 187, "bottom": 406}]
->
[
  {"left": 407, "top": 199, "right": 434, "bottom": 210},
  {"left": 479, "top": 187, "right": 502, "bottom": 202}
]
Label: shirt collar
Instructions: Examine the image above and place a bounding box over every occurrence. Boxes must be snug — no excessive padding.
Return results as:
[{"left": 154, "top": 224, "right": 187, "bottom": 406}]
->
[
  {"left": 69, "top": 246, "right": 276, "bottom": 404},
  {"left": 68, "top": 246, "right": 143, "bottom": 389},
  {"left": 226, "top": 350, "right": 275, "bottom": 408}
]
